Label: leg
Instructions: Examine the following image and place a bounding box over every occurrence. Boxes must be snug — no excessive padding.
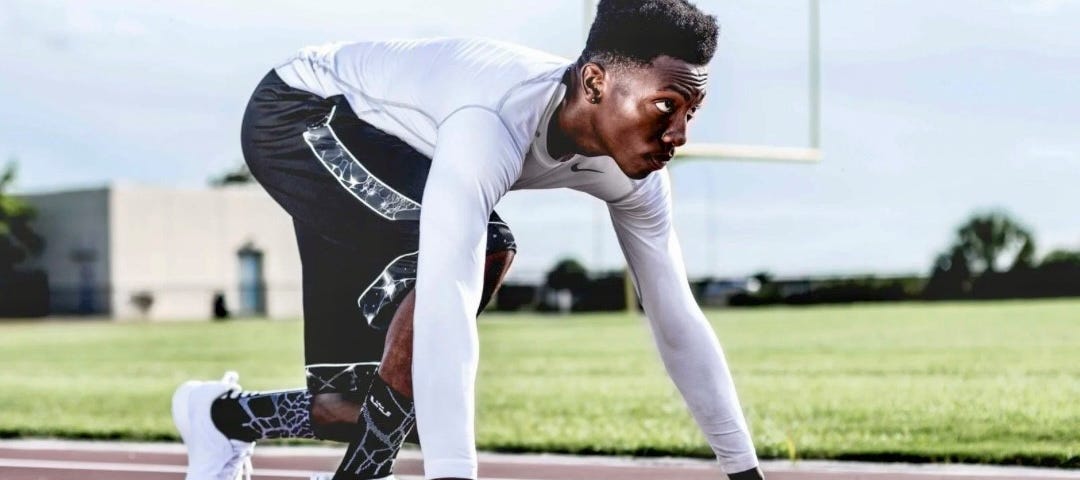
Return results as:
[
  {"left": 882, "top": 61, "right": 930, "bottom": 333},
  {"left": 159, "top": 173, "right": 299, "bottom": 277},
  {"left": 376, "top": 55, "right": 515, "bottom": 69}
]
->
[
  {"left": 331, "top": 248, "right": 515, "bottom": 480},
  {"left": 217, "top": 89, "right": 436, "bottom": 443},
  {"left": 206, "top": 71, "right": 376, "bottom": 446},
  {"left": 211, "top": 218, "right": 388, "bottom": 444},
  {"left": 211, "top": 74, "right": 518, "bottom": 479},
  {"left": 208, "top": 247, "right": 515, "bottom": 448},
  {"left": 209, "top": 77, "right": 435, "bottom": 445},
  {"left": 381, "top": 249, "right": 516, "bottom": 397}
]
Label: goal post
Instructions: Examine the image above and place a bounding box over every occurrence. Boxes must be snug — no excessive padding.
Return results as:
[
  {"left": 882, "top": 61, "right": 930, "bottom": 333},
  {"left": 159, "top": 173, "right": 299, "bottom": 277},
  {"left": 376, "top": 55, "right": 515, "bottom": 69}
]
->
[
  {"left": 676, "top": 143, "right": 822, "bottom": 163},
  {"left": 579, "top": 0, "right": 825, "bottom": 314}
]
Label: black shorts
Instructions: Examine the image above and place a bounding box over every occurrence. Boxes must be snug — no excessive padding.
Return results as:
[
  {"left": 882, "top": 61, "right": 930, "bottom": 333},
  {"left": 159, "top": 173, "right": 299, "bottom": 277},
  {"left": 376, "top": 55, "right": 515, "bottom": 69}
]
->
[{"left": 240, "top": 71, "right": 516, "bottom": 394}]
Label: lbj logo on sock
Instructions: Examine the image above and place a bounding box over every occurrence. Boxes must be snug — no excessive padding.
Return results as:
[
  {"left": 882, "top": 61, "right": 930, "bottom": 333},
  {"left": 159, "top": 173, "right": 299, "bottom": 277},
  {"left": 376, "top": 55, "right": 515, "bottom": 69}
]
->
[{"left": 370, "top": 397, "right": 392, "bottom": 418}]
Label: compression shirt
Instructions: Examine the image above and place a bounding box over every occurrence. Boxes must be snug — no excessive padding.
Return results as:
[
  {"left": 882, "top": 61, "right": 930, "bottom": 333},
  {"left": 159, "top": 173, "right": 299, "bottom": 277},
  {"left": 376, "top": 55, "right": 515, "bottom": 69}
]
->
[{"left": 275, "top": 37, "right": 759, "bottom": 478}]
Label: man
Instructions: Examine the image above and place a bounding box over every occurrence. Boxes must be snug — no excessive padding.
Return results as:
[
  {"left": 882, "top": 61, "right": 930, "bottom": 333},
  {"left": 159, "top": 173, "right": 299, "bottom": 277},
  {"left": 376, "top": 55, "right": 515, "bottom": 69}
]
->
[{"left": 172, "top": 1, "right": 764, "bottom": 479}]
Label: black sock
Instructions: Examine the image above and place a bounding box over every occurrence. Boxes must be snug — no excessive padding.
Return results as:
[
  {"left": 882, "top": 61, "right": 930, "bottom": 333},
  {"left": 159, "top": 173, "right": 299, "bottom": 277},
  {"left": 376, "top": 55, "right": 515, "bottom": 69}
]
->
[
  {"left": 333, "top": 375, "right": 415, "bottom": 480},
  {"left": 211, "top": 388, "right": 316, "bottom": 442}
]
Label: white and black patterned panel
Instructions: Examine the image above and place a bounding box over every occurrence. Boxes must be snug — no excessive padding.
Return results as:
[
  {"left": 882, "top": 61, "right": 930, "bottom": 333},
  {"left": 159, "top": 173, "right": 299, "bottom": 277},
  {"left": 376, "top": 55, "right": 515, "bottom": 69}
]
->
[
  {"left": 358, "top": 252, "right": 418, "bottom": 330},
  {"left": 303, "top": 107, "right": 421, "bottom": 221},
  {"left": 305, "top": 363, "right": 379, "bottom": 395},
  {"left": 234, "top": 389, "right": 315, "bottom": 440},
  {"left": 339, "top": 386, "right": 416, "bottom": 476}
]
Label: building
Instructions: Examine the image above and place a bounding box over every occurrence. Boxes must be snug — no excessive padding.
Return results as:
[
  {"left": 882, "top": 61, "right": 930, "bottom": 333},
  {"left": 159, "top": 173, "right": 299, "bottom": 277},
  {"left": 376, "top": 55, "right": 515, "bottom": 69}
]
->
[{"left": 20, "top": 183, "right": 301, "bottom": 320}]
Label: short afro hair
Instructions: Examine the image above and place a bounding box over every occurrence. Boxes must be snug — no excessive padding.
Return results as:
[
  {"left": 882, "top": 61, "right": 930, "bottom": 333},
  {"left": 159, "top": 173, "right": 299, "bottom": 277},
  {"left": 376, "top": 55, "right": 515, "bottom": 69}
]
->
[{"left": 580, "top": 0, "right": 719, "bottom": 68}]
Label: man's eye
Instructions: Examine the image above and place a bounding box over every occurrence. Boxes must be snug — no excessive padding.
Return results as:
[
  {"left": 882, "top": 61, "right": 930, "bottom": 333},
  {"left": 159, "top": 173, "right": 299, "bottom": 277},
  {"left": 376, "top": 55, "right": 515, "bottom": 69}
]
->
[{"left": 654, "top": 99, "right": 675, "bottom": 114}]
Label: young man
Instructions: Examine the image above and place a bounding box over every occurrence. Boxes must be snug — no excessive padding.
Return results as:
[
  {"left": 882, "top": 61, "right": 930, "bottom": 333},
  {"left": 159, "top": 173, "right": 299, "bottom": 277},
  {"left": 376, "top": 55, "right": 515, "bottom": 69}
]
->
[{"left": 172, "top": 1, "right": 764, "bottom": 479}]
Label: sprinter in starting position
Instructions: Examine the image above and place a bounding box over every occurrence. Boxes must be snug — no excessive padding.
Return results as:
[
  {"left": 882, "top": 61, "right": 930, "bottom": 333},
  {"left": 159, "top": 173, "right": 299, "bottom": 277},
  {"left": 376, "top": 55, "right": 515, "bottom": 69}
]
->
[{"left": 172, "top": 1, "right": 764, "bottom": 479}]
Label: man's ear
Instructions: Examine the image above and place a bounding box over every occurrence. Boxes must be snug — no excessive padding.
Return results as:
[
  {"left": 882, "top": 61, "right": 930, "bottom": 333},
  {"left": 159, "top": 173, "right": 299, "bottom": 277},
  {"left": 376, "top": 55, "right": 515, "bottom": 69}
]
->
[{"left": 580, "top": 62, "right": 607, "bottom": 102}]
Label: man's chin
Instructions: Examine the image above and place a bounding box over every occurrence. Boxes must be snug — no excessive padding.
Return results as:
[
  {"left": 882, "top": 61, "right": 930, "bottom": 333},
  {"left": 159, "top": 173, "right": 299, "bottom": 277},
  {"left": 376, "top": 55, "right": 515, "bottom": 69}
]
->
[{"left": 613, "top": 161, "right": 652, "bottom": 180}]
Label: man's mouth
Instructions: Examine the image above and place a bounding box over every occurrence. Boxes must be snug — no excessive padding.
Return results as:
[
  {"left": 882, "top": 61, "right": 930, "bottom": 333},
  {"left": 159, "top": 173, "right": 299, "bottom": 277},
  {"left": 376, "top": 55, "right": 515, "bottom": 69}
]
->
[
  {"left": 648, "top": 151, "right": 674, "bottom": 164},
  {"left": 646, "top": 154, "right": 669, "bottom": 171}
]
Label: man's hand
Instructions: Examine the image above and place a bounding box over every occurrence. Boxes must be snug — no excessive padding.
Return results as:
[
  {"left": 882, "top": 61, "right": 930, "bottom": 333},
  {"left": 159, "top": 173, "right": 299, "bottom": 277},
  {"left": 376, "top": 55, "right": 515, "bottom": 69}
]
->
[{"left": 728, "top": 466, "right": 765, "bottom": 480}]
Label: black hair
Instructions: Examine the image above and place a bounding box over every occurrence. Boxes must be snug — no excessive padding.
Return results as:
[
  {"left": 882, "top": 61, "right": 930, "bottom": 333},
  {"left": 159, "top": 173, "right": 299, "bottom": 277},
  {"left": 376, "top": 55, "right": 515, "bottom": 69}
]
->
[{"left": 580, "top": 0, "right": 719, "bottom": 68}]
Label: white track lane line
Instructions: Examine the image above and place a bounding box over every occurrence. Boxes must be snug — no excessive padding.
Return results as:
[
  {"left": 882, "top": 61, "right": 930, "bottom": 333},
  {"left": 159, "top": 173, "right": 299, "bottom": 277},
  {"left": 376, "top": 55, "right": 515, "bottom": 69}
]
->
[
  {"left": 0, "top": 458, "right": 307, "bottom": 477},
  {"left": 0, "top": 458, "right": 523, "bottom": 480}
]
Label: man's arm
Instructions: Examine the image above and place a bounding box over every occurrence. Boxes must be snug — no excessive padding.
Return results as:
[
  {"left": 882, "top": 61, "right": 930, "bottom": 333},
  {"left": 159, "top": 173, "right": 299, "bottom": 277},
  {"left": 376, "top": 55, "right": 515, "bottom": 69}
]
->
[
  {"left": 608, "top": 173, "right": 761, "bottom": 478},
  {"left": 413, "top": 108, "right": 522, "bottom": 480}
]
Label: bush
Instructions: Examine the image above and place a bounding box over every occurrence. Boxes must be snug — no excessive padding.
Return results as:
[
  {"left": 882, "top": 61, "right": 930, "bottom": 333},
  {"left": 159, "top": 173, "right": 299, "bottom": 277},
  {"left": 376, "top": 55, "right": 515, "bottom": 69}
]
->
[{"left": 0, "top": 270, "right": 49, "bottom": 317}]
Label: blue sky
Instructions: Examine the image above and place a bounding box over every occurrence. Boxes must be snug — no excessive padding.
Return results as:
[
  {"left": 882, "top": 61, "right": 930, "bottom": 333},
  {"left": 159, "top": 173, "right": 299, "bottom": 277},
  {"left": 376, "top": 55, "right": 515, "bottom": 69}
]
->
[{"left": 1, "top": 0, "right": 1077, "bottom": 281}]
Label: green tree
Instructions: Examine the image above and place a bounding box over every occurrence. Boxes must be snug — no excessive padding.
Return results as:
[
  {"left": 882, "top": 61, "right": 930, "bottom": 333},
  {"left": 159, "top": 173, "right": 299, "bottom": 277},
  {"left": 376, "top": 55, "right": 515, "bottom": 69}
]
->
[
  {"left": 924, "top": 244, "right": 973, "bottom": 299},
  {"left": 748, "top": 270, "right": 780, "bottom": 298},
  {"left": 955, "top": 210, "right": 1035, "bottom": 274},
  {"left": 545, "top": 258, "right": 588, "bottom": 292},
  {"left": 1041, "top": 249, "right": 1080, "bottom": 268},
  {"left": 0, "top": 160, "right": 44, "bottom": 273},
  {"left": 544, "top": 258, "right": 589, "bottom": 313},
  {"left": 209, "top": 162, "right": 254, "bottom": 186}
]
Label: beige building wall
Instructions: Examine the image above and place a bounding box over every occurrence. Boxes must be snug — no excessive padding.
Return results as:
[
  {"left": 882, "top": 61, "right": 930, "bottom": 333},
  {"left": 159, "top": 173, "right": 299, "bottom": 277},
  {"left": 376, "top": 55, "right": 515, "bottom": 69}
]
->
[
  {"left": 108, "top": 184, "right": 302, "bottom": 320},
  {"left": 22, "top": 183, "right": 303, "bottom": 320}
]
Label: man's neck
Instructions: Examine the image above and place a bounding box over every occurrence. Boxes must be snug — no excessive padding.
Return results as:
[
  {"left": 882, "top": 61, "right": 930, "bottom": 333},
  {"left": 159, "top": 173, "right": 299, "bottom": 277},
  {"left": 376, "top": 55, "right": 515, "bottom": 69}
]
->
[
  {"left": 546, "top": 71, "right": 604, "bottom": 160},
  {"left": 546, "top": 104, "right": 577, "bottom": 161}
]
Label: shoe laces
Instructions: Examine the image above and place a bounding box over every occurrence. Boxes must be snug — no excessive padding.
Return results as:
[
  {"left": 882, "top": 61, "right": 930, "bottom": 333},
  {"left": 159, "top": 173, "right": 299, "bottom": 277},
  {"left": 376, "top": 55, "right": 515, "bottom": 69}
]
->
[
  {"left": 226, "top": 441, "right": 254, "bottom": 480},
  {"left": 238, "top": 456, "right": 252, "bottom": 480}
]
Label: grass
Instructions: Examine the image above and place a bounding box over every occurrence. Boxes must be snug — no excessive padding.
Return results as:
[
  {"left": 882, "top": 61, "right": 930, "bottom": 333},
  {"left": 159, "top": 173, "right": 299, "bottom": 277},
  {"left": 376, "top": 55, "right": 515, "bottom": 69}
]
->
[{"left": 0, "top": 299, "right": 1077, "bottom": 468}]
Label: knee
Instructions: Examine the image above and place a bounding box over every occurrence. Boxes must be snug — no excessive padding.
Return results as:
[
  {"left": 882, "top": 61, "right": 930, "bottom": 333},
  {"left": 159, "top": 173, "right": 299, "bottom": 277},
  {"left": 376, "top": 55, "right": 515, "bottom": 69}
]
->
[
  {"left": 483, "top": 249, "right": 515, "bottom": 288},
  {"left": 480, "top": 249, "right": 515, "bottom": 313}
]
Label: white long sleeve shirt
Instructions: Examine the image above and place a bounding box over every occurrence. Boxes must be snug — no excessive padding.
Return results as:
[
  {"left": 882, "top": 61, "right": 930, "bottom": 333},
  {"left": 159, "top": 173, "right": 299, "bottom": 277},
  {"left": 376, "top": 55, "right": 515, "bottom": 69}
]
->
[{"left": 275, "top": 37, "right": 758, "bottom": 478}]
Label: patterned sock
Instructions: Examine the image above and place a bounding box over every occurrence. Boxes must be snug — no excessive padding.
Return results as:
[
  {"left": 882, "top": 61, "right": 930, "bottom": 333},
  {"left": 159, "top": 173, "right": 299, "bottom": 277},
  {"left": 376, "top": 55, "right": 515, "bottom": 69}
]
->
[
  {"left": 333, "top": 375, "right": 415, "bottom": 480},
  {"left": 211, "top": 388, "right": 316, "bottom": 442}
]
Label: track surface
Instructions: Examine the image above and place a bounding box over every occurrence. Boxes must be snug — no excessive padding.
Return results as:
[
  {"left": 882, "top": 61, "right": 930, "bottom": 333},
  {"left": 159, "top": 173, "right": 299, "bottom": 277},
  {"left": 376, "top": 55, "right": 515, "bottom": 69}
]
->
[{"left": 0, "top": 440, "right": 1077, "bottom": 480}]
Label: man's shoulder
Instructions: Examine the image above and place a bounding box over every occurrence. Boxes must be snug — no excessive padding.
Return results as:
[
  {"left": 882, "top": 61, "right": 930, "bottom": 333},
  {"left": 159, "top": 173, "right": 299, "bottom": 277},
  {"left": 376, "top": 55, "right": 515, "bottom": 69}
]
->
[
  {"left": 431, "top": 37, "right": 568, "bottom": 65},
  {"left": 340, "top": 36, "right": 568, "bottom": 106},
  {"left": 341, "top": 37, "right": 567, "bottom": 72},
  {"left": 430, "top": 37, "right": 571, "bottom": 89}
]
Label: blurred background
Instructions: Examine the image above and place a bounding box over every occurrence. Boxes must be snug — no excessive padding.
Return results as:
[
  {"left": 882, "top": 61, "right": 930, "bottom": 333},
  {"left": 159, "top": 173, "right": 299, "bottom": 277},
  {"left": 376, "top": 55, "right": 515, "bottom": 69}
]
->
[
  {"left": 1, "top": 0, "right": 1078, "bottom": 317},
  {"left": 0, "top": 0, "right": 1077, "bottom": 468}
]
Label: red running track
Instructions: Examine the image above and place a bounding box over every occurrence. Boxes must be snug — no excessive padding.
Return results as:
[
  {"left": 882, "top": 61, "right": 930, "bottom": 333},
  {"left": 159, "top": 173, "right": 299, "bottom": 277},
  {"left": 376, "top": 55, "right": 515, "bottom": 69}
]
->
[{"left": 0, "top": 440, "right": 1076, "bottom": 480}]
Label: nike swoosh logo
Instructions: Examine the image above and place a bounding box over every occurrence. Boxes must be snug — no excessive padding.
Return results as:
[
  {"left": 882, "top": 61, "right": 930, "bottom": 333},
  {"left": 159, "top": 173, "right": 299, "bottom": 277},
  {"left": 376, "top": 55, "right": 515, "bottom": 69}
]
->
[{"left": 570, "top": 163, "right": 603, "bottom": 174}]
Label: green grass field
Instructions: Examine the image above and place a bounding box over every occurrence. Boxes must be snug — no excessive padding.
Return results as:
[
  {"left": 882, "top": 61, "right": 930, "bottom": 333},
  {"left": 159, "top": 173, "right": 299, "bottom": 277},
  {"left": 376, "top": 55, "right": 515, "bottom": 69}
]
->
[{"left": 1, "top": 299, "right": 1077, "bottom": 467}]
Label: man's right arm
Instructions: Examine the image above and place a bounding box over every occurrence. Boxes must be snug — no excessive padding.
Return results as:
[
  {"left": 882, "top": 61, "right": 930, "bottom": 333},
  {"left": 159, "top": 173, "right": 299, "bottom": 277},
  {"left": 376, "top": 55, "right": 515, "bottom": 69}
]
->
[
  {"left": 412, "top": 107, "right": 523, "bottom": 480},
  {"left": 607, "top": 173, "right": 761, "bottom": 477}
]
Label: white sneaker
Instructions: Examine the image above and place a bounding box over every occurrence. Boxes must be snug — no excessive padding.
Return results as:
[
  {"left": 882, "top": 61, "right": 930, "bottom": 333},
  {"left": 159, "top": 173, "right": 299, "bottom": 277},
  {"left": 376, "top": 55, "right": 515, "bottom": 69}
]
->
[{"left": 172, "top": 371, "right": 255, "bottom": 480}]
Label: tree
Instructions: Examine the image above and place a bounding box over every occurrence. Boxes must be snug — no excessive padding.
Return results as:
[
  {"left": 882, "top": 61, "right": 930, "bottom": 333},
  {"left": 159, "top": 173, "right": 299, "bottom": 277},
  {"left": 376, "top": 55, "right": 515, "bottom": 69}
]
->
[
  {"left": 209, "top": 162, "right": 254, "bottom": 186},
  {"left": 544, "top": 258, "right": 588, "bottom": 313},
  {"left": 1034, "top": 248, "right": 1080, "bottom": 297},
  {"left": 954, "top": 210, "right": 1035, "bottom": 274},
  {"left": 0, "top": 160, "right": 44, "bottom": 273},
  {"left": 545, "top": 258, "right": 588, "bottom": 292},
  {"left": 1041, "top": 249, "right": 1080, "bottom": 268},
  {"left": 923, "top": 244, "right": 972, "bottom": 299}
]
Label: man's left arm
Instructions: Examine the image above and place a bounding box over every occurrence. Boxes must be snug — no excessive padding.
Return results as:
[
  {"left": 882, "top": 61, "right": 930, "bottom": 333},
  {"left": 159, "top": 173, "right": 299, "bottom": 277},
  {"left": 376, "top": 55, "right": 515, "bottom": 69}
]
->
[{"left": 607, "top": 174, "right": 760, "bottom": 478}]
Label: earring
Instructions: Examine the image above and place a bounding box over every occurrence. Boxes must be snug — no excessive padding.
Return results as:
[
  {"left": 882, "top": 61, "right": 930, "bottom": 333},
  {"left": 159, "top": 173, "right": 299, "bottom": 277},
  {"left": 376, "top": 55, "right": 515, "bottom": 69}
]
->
[{"left": 589, "top": 96, "right": 600, "bottom": 104}]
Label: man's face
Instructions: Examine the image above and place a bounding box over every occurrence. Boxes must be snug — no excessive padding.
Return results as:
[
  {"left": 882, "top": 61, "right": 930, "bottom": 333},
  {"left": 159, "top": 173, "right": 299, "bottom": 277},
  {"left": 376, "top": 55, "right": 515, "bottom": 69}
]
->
[{"left": 592, "top": 55, "right": 708, "bottom": 179}]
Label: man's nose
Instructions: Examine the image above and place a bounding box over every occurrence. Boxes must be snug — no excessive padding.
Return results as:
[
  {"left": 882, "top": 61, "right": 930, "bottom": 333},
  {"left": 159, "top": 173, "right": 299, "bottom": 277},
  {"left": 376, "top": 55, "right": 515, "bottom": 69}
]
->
[{"left": 662, "top": 119, "right": 688, "bottom": 147}]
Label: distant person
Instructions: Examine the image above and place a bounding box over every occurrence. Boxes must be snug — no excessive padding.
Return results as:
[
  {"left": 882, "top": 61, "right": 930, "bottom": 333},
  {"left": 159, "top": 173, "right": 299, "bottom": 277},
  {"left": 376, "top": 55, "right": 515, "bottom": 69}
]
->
[
  {"left": 212, "top": 292, "right": 230, "bottom": 320},
  {"left": 171, "top": 1, "right": 763, "bottom": 479}
]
